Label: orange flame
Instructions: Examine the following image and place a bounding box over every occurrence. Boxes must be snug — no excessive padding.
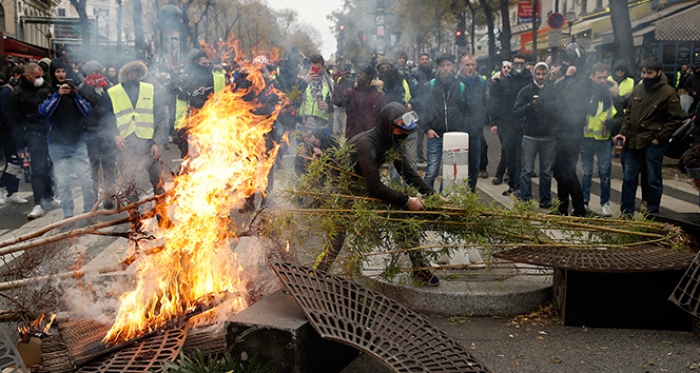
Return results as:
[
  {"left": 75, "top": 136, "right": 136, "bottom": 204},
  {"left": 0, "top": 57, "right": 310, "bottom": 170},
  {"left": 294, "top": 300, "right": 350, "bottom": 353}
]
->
[
  {"left": 19, "top": 313, "right": 55, "bottom": 335},
  {"left": 103, "top": 50, "right": 283, "bottom": 343}
]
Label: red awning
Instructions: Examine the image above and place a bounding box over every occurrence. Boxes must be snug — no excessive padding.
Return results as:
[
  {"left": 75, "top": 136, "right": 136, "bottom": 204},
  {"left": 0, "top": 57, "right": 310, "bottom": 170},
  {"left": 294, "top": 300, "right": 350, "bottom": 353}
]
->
[{"left": 0, "top": 32, "right": 53, "bottom": 60}]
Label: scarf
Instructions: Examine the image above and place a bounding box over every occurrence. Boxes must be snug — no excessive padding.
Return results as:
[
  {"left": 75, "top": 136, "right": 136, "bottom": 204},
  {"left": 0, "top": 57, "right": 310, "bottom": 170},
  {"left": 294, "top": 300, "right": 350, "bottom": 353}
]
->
[{"left": 85, "top": 73, "right": 108, "bottom": 95}]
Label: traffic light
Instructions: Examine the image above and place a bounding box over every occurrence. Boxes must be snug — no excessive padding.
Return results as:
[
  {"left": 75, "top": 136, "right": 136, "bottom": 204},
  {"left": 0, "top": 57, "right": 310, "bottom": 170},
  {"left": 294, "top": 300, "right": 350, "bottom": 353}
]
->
[
  {"left": 455, "top": 29, "right": 465, "bottom": 46},
  {"left": 338, "top": 24, "right": 345, "bottom": 40},
  {"left": 358, "top": 30, "right": 367, "bottom": 46}
]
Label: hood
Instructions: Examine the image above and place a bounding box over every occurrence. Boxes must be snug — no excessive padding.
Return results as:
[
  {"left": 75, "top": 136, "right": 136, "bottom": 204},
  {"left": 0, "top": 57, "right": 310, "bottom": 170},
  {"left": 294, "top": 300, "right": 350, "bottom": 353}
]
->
[
  {"left": 376, "top": 102, "right": 408, "bottom": 143},
  {"left": 613, "top": 60, "right": 629, "bottom": 75},
  {"left": 49, "top": 60, "right": 68, "bottom": 85},
  {"left": 533, "top": 62, "right": 549, "bottom": 87},
  {"left": 118, "top": 61, "right": 149, "bottom": 82}
]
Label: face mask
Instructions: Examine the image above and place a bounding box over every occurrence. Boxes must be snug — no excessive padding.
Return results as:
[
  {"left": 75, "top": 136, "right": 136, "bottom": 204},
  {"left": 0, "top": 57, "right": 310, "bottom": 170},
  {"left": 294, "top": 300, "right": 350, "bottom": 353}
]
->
[
  {"left": 511, "top": 65, "right": 524, "bottom": 77},
  {"left": 642, "top": 76, "right": 661, "bottom": 87},
  {"left": 33, "top": 77, "right": 44, "bottom": 87}
]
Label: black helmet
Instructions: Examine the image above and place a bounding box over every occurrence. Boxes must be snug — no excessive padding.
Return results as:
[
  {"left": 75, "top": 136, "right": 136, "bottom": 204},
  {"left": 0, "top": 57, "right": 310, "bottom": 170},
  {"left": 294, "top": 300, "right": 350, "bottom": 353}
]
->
[{"left": 563, "top": 42, "right": 586, "bottom": 67}]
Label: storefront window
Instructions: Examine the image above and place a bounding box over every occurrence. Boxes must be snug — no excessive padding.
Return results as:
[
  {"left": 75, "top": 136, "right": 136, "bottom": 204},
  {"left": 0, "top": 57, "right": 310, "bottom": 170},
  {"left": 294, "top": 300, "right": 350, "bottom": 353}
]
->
[{"left": 663, "top": 43, "right": 677, "bottom": 65}]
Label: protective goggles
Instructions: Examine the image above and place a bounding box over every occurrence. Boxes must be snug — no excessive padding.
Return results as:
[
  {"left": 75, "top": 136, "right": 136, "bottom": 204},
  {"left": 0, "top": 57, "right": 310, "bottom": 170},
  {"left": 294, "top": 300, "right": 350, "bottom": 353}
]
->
[{"left": 394, "top": 111, "right": 419, "bottom": 132}]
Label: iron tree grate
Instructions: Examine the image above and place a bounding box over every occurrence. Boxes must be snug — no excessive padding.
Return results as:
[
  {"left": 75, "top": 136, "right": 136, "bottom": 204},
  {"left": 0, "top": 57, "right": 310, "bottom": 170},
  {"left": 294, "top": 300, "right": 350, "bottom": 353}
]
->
[
  {"left": 670, "top": 251, "right": 700, "bottom": 319},
  {"left": 77, "top": 323, "right": 187, "bottom": 373},
  {"left": 493, "top": 246, "right": 695, "bottom": 272},
  {"left": 0, "top": 330, "right": 28, "bottom": 373},
  {"left": 269, "top": 259, "right": 493, "bottom": 373}
]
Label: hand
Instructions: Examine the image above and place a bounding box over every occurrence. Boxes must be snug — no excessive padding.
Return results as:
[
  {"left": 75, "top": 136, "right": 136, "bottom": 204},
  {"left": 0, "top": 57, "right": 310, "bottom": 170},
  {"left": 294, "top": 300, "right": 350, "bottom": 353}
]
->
[
  {"left": 566, "top": 66, "right": 577, "bottom": 76},
  {"left": 114, "top": 135, "right": 127, "bottom": 150},
  {"left": 58, "top": 84, "right": 72, "bottom": 95},
  {"left": 427, "top": 129, "right": 440, "bottom": 139},
  {"left": 151, "top": 144, "right": 161, "bottom": 160},
  {"left": 612, "top": 134, "right": 625, "bottom": 144},
  {"left": 17, "top": 151, "right": 27, "bottom": 159},
  {"left": 406, "top": 103, "right": 413, "bottom": 111},
  {"left": 651, "top": 138, "right": 660, "bottom": 145},
  {"left": 490, "top": 126, "right": 498, "bottom": 136},
  {"left": 318, "top": 101, "right": 329, "bottom": 111},
  {"left": 407, "top": 197, "right": 424, "bottom": 211}
]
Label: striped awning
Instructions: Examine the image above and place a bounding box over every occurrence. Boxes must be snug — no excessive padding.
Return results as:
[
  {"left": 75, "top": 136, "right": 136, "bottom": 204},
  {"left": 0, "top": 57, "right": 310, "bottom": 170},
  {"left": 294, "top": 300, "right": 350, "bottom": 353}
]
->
[{"left": 655, "top": 3, "right": 700, "bottom": 41}]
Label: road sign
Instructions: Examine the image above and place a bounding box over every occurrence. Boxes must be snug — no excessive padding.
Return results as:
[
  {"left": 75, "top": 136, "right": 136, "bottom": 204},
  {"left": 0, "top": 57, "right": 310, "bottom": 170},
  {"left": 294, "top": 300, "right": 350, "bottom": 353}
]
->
[
  {"left": 548, "top": 12, "right": 565, "bottom": 30},
  {"left": 548, "top": 29, "right": 562, "bottom": 48}
]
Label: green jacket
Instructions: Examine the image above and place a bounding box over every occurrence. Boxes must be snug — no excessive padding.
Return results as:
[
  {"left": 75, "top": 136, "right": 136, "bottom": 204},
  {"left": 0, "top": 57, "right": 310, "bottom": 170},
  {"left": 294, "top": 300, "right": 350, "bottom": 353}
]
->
[{"left": 621, "top": 74, "right": 683, "bottom": 150}]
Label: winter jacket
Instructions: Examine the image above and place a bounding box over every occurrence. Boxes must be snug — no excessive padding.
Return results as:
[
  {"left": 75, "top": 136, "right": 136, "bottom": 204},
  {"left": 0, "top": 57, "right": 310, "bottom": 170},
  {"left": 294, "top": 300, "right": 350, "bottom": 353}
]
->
[
  {"left": 553, "top": 72, "right": 595, "bottom": 139},
  {"left": 457, "top": 74, "right": 488, "bottom": 135},
  {"left": 621, "top": 74, "right": 683, "bottom": 150},
  {"left": 0, "top": 81, "right": 22, "bottom": 148},
  {"left": 78, "top": 78, "right": 115, "bottom": 134},
  {"left": 488, "top": 71, "right": 532, "bottom": 132},
  {"left": 347, "top": 102, "right": 435, "bottom": 207},
  {"left": 411, "top": 66, "right": 434, "bottom": 86},
  {"left": 38, "top": 83, "right": 92, "bottom": 145},
  {"left": 419, "top": 78, "right": 470, "bottom": 138},
  {"left": 332, "top": 83, "right": 386, "bottom": 139},
  {"left": 512, "top": 82, "right": 556, "bottom": 139},
  {"left": 9, "top": 76, "right": 50, "bottom": 133}
]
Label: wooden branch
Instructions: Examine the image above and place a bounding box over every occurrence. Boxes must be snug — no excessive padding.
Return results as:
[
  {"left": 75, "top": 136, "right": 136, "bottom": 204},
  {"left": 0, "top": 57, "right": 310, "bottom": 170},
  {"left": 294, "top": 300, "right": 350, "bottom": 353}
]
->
[{"left": 0, "top": 262, "right": 130, "bottom": 292}]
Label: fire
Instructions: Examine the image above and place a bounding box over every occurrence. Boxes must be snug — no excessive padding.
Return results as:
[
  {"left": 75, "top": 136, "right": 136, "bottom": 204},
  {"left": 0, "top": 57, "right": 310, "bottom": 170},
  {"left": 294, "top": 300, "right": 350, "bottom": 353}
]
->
[
  {"left": 19, "top": 313, "right": 55, "bottom": 337},
  {"left": 103, "top": 55, "right": 283, "bottom": 343}
]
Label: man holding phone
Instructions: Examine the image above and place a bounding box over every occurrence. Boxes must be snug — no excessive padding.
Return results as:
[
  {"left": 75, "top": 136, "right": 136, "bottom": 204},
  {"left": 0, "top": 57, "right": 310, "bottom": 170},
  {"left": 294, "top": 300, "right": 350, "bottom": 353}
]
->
[{"left": 297, "top": 54, "right": 334, "bottom": 138}]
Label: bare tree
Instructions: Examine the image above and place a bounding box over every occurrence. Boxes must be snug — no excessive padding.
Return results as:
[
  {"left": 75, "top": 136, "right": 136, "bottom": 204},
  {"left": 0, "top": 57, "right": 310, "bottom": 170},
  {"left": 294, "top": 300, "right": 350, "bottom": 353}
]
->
[
  {"left": 69, "top": 0, "right": 91, "bottom": 59},
  {"left": 478, "top": 0, "right": 497, "bottom": 76},
  {"left": 499, "top": 0, "right": 511, "bottom": 57},
  {"left": 608, "top": 0, "right": 636, "bottom": 73}
]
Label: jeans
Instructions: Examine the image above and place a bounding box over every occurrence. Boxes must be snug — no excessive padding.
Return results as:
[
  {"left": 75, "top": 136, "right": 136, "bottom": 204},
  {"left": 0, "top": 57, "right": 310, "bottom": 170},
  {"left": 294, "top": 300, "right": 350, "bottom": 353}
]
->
[
  {"left": 520, "top": 137, "right": 555, "bottom": 205},
  {"left": 86, "top": 130, "right": 117, "bottom": 200},
  {"left": 424, "top": 137, "right": 443, "bottom": 190},
  {"left": 416, "top": 130, "right": 426, "bottom": 161},
  {"left": 479, "top": 135, "right": 488, "bottom": 171},
  {"left": 49, "top": 141, "right": 97, "bottom": 219},
  {"left": 23, "top": 129, "right": 55, "bottom": 204},
  {"left": 554, "top": 137, "right": 585, "bottom": 216},
  {"left": 621, "top": 143, "right": 666, "bottom": 214},
  {"left": 580, "top": 138, "right": 612, "bottom": 206}
]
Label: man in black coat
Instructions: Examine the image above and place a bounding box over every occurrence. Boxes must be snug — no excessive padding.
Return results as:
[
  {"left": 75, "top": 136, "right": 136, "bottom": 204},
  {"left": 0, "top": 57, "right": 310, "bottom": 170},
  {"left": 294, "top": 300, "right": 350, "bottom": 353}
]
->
[{"left": 489, "top": 55, "right": 532, "bottom": 196}]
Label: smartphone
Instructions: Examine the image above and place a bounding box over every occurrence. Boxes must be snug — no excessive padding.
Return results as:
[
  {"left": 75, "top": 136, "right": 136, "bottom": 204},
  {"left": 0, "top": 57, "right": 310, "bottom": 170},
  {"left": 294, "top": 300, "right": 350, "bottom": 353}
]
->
[{"left": 311, "top": 66, "right": 319, "bottom": 75}]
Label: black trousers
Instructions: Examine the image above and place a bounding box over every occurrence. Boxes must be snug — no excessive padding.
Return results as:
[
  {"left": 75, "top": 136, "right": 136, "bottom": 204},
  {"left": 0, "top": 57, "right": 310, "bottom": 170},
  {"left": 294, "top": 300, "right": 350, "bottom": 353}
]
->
[{"left": 554, "top": 137, "right": 585, "bottom": 216}]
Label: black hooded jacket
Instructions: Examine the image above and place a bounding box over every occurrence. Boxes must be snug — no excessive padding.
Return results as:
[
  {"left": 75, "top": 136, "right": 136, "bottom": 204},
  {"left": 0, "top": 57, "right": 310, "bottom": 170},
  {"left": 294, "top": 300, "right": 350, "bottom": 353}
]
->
[
  {"left": 9, "top": 75, "right": 49, "bottom": 133},
  {"left": 489, "top": 70, "right": 533, "bottom": 131},
  {"left": 419, "top": 77, "right": 470, "bottom": 137},
  {"left": 553, "top": 71, "right": 596, "bottom": 139},
  {"left": 347, "top": 102, "right": 435, "bottom": 207}
]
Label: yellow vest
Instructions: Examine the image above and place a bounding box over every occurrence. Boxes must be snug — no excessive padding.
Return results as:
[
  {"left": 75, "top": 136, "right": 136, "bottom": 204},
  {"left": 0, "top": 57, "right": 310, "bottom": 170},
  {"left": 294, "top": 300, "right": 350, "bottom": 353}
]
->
[
  {"left": 298, "top": 83, "right": 331, "bottom": 121},
  {"left": 609, "top": 76, "right": 635, "bottom": 97},
  {"left": 584, "top": 101, "right": 617, "bottom": 140},
  {"left": 108, "top": 82, "right": 155, "bottom": 139},
  {"left": 174, "top": 71, "right": 227, "bottom": 129}
]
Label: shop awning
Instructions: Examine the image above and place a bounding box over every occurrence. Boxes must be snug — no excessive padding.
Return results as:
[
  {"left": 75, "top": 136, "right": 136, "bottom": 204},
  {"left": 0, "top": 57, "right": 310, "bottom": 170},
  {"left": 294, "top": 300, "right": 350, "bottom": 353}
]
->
[
  {"left": 0, "top": 32, "right": 53, "bottom": 60},
  {"left": 656, "top": 3, "right": 700, "bottom": 41}
]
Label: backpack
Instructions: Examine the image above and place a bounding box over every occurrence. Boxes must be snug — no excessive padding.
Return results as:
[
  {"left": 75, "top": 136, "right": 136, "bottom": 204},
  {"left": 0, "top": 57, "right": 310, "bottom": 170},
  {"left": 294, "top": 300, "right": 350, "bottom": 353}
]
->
[{"left": 429, "top": 79, "right": 466, "bottom": 102}]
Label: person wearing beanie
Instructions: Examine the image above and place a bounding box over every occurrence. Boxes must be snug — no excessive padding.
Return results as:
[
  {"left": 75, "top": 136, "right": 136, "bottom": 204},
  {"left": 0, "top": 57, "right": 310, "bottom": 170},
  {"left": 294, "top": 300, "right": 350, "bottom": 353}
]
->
[
  {"left": 174, "top": 49, "right": 227, "bottom": 158},
  {"left": 108, "top": 60, "right": 169, "bottom": 204},
  {"left": 78, "top": 60, "right": 119, "bottom": 209},
  {"left": 37, "top": 59, "right": 95, "bottom": 220},
  {"left": 332, "top": 61, "right": 386, "bottom": 139},
  {"left": 38, "top": 57, "right": 52, "bottom": 86}
]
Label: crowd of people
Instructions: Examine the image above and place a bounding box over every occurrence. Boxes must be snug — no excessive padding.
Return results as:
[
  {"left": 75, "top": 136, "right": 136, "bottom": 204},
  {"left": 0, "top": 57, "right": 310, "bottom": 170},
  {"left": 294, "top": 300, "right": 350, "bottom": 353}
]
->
[{"left": 0, "top": 44, "right": 689, "bottom": 285}]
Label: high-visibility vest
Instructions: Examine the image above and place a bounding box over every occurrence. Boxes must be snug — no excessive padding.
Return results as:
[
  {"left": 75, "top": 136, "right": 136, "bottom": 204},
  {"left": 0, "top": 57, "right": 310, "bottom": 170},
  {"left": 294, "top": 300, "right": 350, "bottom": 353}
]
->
[
  {"left": 378, "top": 79, "right": 412, "bottom": 104},
  {"left": 298, "top": 83, "right": 330, "bottom": 120},
  {"left": 109, "top": 82, "right": 155, "bottom": 139},
  {"left": 174, "top": 71, "right": 227, "bottom": 129},
  {"left": 584, "top": 101, "right": 616, "bottom": 140},
  {"left": 609, "top": 76, "right": 635, "bottom": 97}
]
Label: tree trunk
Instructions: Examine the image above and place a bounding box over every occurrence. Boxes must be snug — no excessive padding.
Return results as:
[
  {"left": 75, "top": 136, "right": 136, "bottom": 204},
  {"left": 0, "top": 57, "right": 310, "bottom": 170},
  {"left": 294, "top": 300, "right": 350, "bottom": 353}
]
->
[
  {"left": 609, "top": 0, "right": 636, "bottom": 73},
  {"left": 479, "top": 0, "right": 496, "bottom": 73},
  {"left": 116, "top": 0, "right": 123, "bottom": 54},
  {"left": 69, "top": 0, "right": 91, "bottom": 60},
  {"left": 468, "top": 3, "right": 477, "bottom": 55},
  {"left": 133, "top": 0, "right": 146, "bottom": 60},
  {"left": 532, "top": 0, "right": 538, "bottom": 60},
  {"left": 500, "top": 0, "right": 512, "bottom": 57}
]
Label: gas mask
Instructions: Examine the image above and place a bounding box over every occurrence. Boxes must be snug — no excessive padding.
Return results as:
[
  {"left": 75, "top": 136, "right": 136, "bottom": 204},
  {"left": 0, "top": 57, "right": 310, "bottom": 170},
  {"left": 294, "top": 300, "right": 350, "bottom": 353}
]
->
[
  {"left": 511, "top": 64, "right": 524, "bottom": 77},
  {"left": 33, "top": 77, "right": 44, "bottom": 87}
]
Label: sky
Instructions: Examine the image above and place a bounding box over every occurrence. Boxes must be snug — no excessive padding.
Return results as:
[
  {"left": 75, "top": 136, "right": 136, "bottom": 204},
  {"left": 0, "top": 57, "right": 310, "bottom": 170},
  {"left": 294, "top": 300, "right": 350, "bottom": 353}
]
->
[{"left": 265, "top": 0, "right": 344, "bottom": 60}]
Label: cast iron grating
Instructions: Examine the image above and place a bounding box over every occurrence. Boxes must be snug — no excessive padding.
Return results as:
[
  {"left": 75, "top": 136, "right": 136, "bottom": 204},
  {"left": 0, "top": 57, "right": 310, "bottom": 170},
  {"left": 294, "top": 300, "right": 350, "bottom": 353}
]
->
[
  {"left": 77, "top": 323, "right": 188, "bottom": 373},
  {"left": 493, "top": 246, "right": 696, "bottom": 272},
  {"left": 670, "top": 251, "right": 700, "bottom": 319},
  {"left": 269, "top": 259, "right": 493, "bottom": 373},
  {"left": 0, "top": 330, "right": 28, "bottom": 373}
]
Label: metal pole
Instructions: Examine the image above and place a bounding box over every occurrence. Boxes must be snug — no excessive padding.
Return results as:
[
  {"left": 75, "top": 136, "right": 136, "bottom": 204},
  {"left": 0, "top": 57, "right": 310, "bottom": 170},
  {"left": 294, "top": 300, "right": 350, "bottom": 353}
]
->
[{"left": 532, "top": 0, "right": 538, "bottom": 60}]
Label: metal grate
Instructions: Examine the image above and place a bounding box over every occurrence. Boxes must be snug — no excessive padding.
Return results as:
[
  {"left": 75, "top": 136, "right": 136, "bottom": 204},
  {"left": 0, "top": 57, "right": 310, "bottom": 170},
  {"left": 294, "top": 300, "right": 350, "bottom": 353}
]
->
[
  {"left": 269, "top": 259, "right": 493, "bottom": 373},
  {"left": 77, "top": 324, "right": 188, "bottom": 373},
  {"left": 0, "top": 330, "right": 28, "bottom": 373},
  {"left": 670, "top": 251, "right": 700, "bottom": 319},
  {"left": 494, "top": 246, "right": 696, "bottom": 272}
]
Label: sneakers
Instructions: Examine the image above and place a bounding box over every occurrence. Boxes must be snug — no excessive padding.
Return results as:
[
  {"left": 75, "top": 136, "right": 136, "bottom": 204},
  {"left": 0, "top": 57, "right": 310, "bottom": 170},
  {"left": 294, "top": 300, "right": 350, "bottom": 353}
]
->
[
  {"left": 584, "top": 203, "right": 590, "bottom": 212},
  {"left": 27, "top": 205, "right": 45, "bottom": 220},
  {"left": 479, "top": 170, "right": 489, "bottom": 179},
  {"left": 601, "top": 202, "right": 612, "bottom": 217},
  {"left": 42, "top": 197, "right": 61, "bottom": 210},
  {"left": 6, "top": 194, "right": 28, "bottom": 204},
  {"left": 0, "top": 192, "right": 4, "bottom": 206},
  {"left": 491, "top": 176, "right": 503, "bottom": 185},
  {"left": 503, "top": 175, "right": 510, "bottom": 184},
  {"left": 412, "top": 270, "right": 440, "bottom": 287},
  {"left": 640, "top": 200, "right": 648, "bottom": 213}
]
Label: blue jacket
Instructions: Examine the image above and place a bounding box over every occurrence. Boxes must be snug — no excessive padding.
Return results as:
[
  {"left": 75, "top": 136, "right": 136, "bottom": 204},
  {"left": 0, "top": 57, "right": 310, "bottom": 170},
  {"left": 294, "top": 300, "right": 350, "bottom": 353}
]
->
[{"left": 39, "top": 85, "right": 92, "bottom": 145}]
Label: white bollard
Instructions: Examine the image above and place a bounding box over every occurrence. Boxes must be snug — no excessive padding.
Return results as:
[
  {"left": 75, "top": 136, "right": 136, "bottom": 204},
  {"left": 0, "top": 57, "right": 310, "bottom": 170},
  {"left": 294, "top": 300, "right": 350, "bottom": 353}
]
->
[{"left": 441, "top": 132, "right": 469, "bottom": 189}]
